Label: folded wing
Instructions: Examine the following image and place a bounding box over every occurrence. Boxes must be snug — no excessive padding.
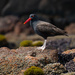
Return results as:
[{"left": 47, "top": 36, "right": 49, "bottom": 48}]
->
[{"left": 36, "top": 21, "right": 67, "bottom": 36}]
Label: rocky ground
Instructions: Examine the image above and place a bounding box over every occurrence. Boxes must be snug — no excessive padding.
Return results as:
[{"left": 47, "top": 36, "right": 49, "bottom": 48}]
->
[{"left": 0, "top": 38, "right": 75, "bottom": 75}]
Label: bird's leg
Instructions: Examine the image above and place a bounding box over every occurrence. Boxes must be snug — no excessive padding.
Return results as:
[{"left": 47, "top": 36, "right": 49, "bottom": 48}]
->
[{"left": 37, "top": 39, "right": 47, "bottom": 51}]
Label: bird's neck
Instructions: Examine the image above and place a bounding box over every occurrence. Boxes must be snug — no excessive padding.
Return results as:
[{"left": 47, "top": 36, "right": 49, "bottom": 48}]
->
[
  {"left": 31, "top": 19, "right": 38, "bottom": 23},
  {"left": 30, "top": 19, "right": 38, "bottom": 28}
]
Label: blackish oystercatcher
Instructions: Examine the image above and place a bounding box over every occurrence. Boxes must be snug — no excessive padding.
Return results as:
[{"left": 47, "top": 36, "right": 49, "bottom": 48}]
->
[{"left": 24, "top": 14, "right": 68, "bottom": 51}]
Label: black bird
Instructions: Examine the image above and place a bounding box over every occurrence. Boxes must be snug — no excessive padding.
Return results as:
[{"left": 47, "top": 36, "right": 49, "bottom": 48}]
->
[{"left": 24, "top": 14, "right": 67, "bottom": 51}]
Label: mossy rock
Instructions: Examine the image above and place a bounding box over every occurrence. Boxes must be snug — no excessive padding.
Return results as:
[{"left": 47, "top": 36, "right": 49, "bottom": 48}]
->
[
  {"left": 0, "top": 34, "right": 7, "bottom": 47},
  {"left": 20, "top": 40, "right": 32, "bottom": 47},
  {"left": 24, "top": 66, "right": 44, "bottom": 75},
  {"left": 0, "top": 34, "right": 6, "bottom": 41},
  {"left": 32, "top": 41, "right": 43, "bottom": 46}
]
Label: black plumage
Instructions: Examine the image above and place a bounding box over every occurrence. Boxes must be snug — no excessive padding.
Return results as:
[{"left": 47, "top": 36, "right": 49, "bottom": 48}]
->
[
  {"left": 31, "top": 20, "right": 67, "bottom": 39},
  {"left": 24, "top": 14, "right": 68, "bottom": 51}
]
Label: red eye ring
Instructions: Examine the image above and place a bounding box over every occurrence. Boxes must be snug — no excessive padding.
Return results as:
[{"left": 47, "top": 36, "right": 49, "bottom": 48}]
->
[{"left": 32, "top": 16, "right": 34, "bottom": 17}]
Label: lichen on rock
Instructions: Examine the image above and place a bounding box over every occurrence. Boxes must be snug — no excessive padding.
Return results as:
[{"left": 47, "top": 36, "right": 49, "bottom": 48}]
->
[{"left": 43, "top": 63, "right": 67, "bottom": 75}]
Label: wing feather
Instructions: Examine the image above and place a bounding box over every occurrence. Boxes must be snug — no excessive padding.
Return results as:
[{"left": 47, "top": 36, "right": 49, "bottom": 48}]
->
[{"left": 36, "top": 21, "right": 66, "bottom": 35}]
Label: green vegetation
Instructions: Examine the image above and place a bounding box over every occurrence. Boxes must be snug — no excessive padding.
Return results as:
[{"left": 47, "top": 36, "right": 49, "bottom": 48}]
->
[
  {"left": 0, "top": 34, "right": 7, "bottom": 47},
  {"left": 24, "top": 66, "right": 44, "bottom": 75},
  {"left": 20, "top": 40, "right": 32, "bottom": 47},
  {"left": 32, "top": 41, "right": 43, "bottom": 46},
  {"left": 0, "top": 34, "right": 6, "bottom": 41},
  {"left": 20, "top": 40, "right": 43, "bottom": 47}
]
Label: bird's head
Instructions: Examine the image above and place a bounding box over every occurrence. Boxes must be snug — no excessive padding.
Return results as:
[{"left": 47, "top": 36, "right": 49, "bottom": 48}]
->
[{"left": 24, "top": 14, "right": 38, "bottom": 24}]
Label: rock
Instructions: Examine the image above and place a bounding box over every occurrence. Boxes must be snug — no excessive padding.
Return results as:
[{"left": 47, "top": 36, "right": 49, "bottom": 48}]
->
[
  {"left": 14, "top": 22, "right": 23, "bottom": 35},
  {"left": 43, "top": 63, "right": 67, "bottom": 75},
  {"left": 47, "top": 38, "right": 71, "bottom": 54},
  {"left": 24, "top": 48, "right": 58, "bottom": 67},
  {"left": 0, "top": 15, "right": 19, "bottom": 34},
  {"left": 59, "top": 49, "right": 75, "bottom": 64},
  {"left": 62, "top": 49, "right": 75, "bottom": 54},
  {"left": 65, "top": 57, "right": 75, "bottom": 72},
  {"left": 73, "top": 57, "right": 75, "bottom": 62},
  {"left": 65, "top": 23, "right": 75, "bottom": 34},
  {"left": 0, "top": 47, "right": 58, "bottom": 75},
  {"left": 61, "top": 72, "right": 75, "bottom": 75}
]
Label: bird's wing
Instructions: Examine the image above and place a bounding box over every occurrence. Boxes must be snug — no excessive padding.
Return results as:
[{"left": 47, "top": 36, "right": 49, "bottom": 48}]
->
[{"left": 36, "top": 21, "right": 67, "bottom": 35}]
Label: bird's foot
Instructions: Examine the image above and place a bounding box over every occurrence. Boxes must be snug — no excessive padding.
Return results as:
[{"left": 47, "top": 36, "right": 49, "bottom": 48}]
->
[
  {"left": 36, "top": 39, "right": 46, "bottom": 51},
  {"left": 36, "top": 46, "right": 45, "bottom": 51}
]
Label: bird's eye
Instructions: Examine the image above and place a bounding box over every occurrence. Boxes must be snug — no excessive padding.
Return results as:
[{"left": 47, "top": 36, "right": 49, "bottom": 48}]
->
[{"left": 32, "top": 15, "right": 34, "bottom": 17}]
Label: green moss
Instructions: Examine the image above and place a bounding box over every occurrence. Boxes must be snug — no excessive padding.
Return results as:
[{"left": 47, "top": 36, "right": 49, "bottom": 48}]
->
[
  {"left": 24, "top": 66, "right": 44, "bottom": 75},
  {"left": 20, "top": 40, "right": 32, "bottom": 47},
  {"left": 0, "top": 34, "right": 6, "bottom": 41},
  {"left": 32, "top": 41, "right": 43, "bottom": 46},
  {"left": 0, "top": 34, "right": 7, "bottom": 47}
]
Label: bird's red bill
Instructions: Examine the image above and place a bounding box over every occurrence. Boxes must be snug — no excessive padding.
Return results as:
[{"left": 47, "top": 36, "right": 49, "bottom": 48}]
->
[{"left": 24, "top": 18, "right": 31, "bottom": 24}]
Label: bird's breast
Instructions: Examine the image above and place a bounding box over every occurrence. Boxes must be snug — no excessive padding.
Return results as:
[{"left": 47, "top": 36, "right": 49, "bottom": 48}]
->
[{"left": 30, "top": 21, "right": 38, "bottom": 29}]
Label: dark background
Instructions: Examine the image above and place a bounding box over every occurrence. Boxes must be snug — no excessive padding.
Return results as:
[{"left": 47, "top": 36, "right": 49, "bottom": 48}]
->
[{"left": 0, "top": 0, "right": 75, "bottom": 34}]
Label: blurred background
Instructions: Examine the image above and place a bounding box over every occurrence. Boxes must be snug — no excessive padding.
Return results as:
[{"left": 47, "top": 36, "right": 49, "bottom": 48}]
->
[{"left": 0, "top": 0, "right": 75, "bottom": 49}]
